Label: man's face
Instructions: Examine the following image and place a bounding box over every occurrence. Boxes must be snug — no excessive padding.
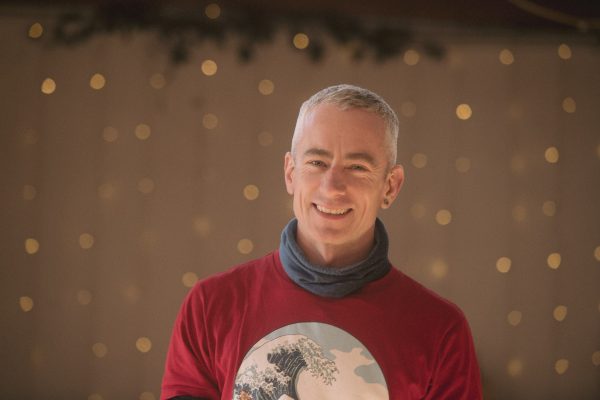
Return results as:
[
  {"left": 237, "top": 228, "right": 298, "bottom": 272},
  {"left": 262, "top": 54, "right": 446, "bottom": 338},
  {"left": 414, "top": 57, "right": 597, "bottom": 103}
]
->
[{"left": 284, "top": 103, "right": 404, "bottom": 253}]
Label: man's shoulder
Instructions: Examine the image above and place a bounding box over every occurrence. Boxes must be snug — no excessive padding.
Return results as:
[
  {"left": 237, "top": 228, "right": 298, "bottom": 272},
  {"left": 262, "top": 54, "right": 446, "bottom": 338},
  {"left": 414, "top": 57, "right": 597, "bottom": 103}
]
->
[
  {"left": 189, "top": 251, "right": 280, "bottom": 295},
  {"left": 387, "top": 267, "right": 468, "bottom": 324}
]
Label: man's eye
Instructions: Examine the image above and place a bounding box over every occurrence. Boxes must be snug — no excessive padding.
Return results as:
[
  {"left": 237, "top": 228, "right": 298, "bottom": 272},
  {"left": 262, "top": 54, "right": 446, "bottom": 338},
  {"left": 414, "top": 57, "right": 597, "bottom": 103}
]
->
[
  {"left": 308, "top": 160, "right": 326, "bottom": 167},
  {"left": 349, "top": 164, "right": 367, "bottom": 171}
]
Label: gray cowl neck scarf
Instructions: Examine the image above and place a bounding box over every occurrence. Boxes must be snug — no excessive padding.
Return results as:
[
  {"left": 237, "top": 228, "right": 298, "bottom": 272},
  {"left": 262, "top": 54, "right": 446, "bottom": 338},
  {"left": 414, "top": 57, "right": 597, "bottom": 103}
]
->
[{"left": 279, "top": 218, "right": 391, "bottom": 298}]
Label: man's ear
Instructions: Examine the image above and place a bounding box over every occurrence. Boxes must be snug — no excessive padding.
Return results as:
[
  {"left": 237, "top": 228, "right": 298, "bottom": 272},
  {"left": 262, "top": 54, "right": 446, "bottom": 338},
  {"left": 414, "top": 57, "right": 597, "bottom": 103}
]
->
[
  {"left": 284, "top": 152, "right": 295, "bottom": 195},
  {"left": 381, "top": 164, "right": 405, "bottom": 209}
]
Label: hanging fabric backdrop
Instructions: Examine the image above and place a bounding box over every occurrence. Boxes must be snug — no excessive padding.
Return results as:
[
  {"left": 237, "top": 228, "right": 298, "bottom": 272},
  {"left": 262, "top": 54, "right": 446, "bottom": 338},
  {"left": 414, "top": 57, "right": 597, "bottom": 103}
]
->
[{"left": 1, "top": 6, "right": 599, "bottom": 400}]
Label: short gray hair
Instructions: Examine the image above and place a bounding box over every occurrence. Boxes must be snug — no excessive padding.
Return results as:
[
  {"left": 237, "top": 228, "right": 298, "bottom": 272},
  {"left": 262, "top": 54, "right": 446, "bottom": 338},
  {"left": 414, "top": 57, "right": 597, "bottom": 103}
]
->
[{"left": 291, "top": 84, "right": 399, "bottom": 166}]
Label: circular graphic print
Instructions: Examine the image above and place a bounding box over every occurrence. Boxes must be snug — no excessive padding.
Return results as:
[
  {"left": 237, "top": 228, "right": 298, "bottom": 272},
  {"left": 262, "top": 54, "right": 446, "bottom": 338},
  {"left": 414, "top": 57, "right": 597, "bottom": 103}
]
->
[{"left": 233, "top": 322, "right": 389, "bottom": 400}]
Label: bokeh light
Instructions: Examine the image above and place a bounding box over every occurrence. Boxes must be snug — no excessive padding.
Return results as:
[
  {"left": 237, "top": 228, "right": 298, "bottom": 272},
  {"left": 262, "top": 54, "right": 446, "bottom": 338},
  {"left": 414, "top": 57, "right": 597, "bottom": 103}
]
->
[
  {"left": 92, "top": 343, "right": 108, "bottom": 358},
  {"left": 201, "top": 60, "right": 218, "bottom": 76},
  {"left": 135, "top": 124, "right": 151, "bottom": 140},
  {"left": 258, "top": 79, "right": 275, "bottom": 95},
  {"left": 23, "top": 185, "right": 37, "bottom": 200},
  {"left": 555, "top": 359, "right": 569, "bottom": 375},
  {"left": 41, "top": 78, "right": 56, "bottom": 94},
  {"left": 136, "top": 337, "right": 152, "bottom": 353},
  {"left": 499, "top": 49, "right": 514, "bottom": 65},
  {"left": 496, "top": 257, "right": 512, "bottom": 273},
  {"left": 558, "top": 44, "right": 572, "bottom": 60},
  {"left": 202, "top": 113, "right": 219, "bottom": 130},
  {"left": 28, "top": 22, "right": 43, "bottom": 39},
  {"left": 182, "top": 272, "right": 199, "bottom": 288},
  {"left": 411, "top": 153, "right": 428, "bottom": 169},
  {"left": 456, "top": 104, "right": 472, "bottom": 120},
  {"left": 507, "top": 359, "right": 523, "bottom": 377},
  {"left": 243, "top": 184, "right": 260, "bottom": 200},
  {"left": 237, "top": 238, "right": 254, "bottom": 254},
  {"left": 547, "top": 252, "right": 561, "bottom": 270},
  {"left": 553, "top": 305, "right": 568, "bottom": 322},
  {"left": 89, "top": 73, "right": 106, "bottom": 90},
  {"left": 205, "top": 3, "right": 221, "bottom": 19},
  {"left": 435, "top": 209, "right": 452, "bottom": 226},
  {"left": 403, "top": 49, "right": 420, "bottom": 66},
  {"left": 293, "top": 33, "right": 310, "bottom": 49},
  {"left": 562, "top": 97, "right": 576, "bottom": 113},
  {"left": 25, "top": 238, "right": 40, "bottom": 254},
  {"left": 507, "top": 310, "right": 522, "bottom": 326},
  {"left": 149, "top": 73, "right": 166, "bottom": 89},
  {"left": 20, "top": 296, "right": 34, "bottom": 312},
  {"left": 544, "top": 147, "right": 559, "bottom": 163},
  {"left": 102, "top": 126, "right": 119, "bottom": 142}
]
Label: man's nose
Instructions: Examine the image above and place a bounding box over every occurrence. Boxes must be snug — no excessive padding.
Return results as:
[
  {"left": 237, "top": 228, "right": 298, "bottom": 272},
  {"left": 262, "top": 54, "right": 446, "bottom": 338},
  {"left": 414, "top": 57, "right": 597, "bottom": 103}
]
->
[{"left": 321, "top": 167, "right": 346, "bottom": 194}]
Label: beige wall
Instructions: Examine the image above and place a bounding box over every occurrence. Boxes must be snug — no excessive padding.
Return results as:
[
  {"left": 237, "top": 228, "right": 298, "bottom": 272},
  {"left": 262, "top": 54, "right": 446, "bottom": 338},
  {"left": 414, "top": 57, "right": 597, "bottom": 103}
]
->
[{"left": 1, "top": 11, "right": 599, "bottom": 400}]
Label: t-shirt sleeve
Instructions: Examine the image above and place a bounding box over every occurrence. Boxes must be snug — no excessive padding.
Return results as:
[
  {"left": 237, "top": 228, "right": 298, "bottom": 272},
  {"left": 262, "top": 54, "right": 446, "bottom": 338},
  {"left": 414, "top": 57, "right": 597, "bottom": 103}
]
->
[
  {"left": 424, "top": 314, "right": 483, "bottom": 400},
  {"left": 161, "top": 286, "right": 221, "bottom": 400}
]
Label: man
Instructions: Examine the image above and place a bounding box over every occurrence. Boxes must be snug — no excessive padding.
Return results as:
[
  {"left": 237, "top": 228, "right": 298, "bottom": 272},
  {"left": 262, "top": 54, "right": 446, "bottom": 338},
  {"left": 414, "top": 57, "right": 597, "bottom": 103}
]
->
[{"left": 161, "top": 84, "right": 482, "bottom": 399}]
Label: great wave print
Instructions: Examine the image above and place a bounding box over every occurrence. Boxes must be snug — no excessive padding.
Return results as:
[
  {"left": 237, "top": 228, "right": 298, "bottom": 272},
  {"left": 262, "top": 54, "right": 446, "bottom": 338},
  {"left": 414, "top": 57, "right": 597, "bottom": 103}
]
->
[{"left": 233, "top": 323, "right": 388, "bottom": 400}]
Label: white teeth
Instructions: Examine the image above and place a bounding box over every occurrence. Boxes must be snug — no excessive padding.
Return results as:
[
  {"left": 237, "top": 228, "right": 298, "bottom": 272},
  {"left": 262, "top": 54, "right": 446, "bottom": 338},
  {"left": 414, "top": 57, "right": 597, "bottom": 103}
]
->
[{"left": 316, "top": 205, "right": 350, "bottom": 215}]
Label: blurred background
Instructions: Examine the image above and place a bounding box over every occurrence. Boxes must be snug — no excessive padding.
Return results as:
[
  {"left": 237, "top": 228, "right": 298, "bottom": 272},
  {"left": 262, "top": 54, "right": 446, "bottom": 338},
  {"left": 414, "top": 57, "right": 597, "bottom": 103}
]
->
[{"left": 1, "top": 0, "right": 599, "bottom": 399}]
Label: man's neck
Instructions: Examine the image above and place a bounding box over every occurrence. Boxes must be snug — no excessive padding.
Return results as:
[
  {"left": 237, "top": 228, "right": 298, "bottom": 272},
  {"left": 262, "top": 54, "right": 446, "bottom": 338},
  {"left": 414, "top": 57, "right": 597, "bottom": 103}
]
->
[{"left": 296, "top": 230, "right": 375, "bottom": 268}]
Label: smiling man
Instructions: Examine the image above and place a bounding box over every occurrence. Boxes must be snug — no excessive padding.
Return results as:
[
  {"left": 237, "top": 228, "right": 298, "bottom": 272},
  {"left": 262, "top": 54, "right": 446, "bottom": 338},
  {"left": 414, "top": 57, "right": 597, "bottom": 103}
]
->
[{"left": 161, "top": 84, "right": 483, "bottom": 400}]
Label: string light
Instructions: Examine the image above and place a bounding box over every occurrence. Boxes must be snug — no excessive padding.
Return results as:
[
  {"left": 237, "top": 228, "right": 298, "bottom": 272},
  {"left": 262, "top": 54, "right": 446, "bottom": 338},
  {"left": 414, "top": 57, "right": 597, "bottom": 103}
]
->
[
  {"left": 237, "top": 238, "right": 254, "bottom": 254},
  {"left": 499, "top": 49, "right": 515, "bottom": 65},
  {"left": 431, "top": 259, "right": 448, "bottom": 279},
  {"left": 403, "top": 49, "right": 420, "bottom": 66},
  {"left": 544, "top": 147, "right": 559, "bottom": 163},
  {"left": 553, "top": 305, "right": 568, "bottom": 322},
  {"left": 182, "top": 272, "right": 199, "bottom": 288},
  {"left": 435, "top": 209, "right": 452, "bottom": 226},
  {"left": 41, "top": 78, "right": 56, "bottom": 94},
  {"left": 547, "top": 252, "right": 561, "bottom": 269},
  {"left": 25, "top": 238, "right": 40, "bottom": 254},
  {"left": 136, "top": 337, "right": 152, "bottom": 353},
  {"left": 507, "top": 359, "right": 523, "bottom": 377},
  {"left": 79, "top": 233, "right": 95, "bottom": 249},
  {"left": 202, "top": 113, "right": 219, "bottom": 129},
  {"left": 411, "top": 153, "right": 427, "bottom": 168},
  {"left": 507, "top": 310, "right": 522, "bottom": 326},
  {"left": 293, "top": 33, "right": 310, "bottom": 49},
  {"left": 19, "top": 296, "right": 34, "bottom": 312},
  {"left": 258, "top": 79, "right": 275, "bottom": 95},
  {"left": 28, "top": 22, "right": 43, "bottom": 39},
  {"left": 243, "top": 184, "right": 260, "bottom": 200},
  {"left": 135, "top": 124, "right": 151, "bottom": 140},
  {"left": 562, "top": 97, "right": 576, "bottom": 113},
  {"left": 89, "top": 73, "right": 106, "bottom": 90},
  {"left": 496, "top": 257, "right": 512, "bottom": 273},
  {"left": 201, "top": 60, "right": 218, "bottom": 76},
  {"left": 555, "top": 359, "right": 569, "bottom": 375},
  {"left": 558, "top": 44, "right": 572, "bottom": 60},
  {"left": 205, "top": 3, "right": 221, "bottom": 19},
  {"left": 456, "top": 104, "right": 472, "bottom": 120}
]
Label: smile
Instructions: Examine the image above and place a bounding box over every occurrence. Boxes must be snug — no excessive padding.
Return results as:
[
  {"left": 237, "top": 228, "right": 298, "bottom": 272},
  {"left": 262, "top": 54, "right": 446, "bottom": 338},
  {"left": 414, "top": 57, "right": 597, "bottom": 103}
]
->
[{"left": 315, "top": 204, "right": 351, "bottom": 215}]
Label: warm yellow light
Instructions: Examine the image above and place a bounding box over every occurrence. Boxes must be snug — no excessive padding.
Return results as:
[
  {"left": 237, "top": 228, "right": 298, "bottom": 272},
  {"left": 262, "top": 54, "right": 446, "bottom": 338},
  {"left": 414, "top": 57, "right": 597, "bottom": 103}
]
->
[
  {"left": 455, "top": 157, "right": 471, "bottom": 173},
  {"left": 400, "top": 101, "right": 417, "bottom": 117},
  {"left": 137, "top": 178, "right": 155, "bottom": 194},
  {"left": 89, "top": 73, "right": 106, "bottom": 90},
  {"left": 41, "top": 78, "right": 56, "bottom": 94},
  {"left": 102, "top": 126, "right": 118, "bottom": 142},
  {"left": 202, "top": 113, "right": 219, "bottom": 130},
  {"left": 547, "top": 252, "right": 561, "bottom": 269},
  {"left": 243, "top": 184, "right": 260, "bottom": 200},
  {"left": 88, "top": 393, "right": 104, "bottom": 400},
  {"left": 554, "top": 359, "right": 569, "bottom": 375},
  {"left": 411, "top": 153, "right": 427, "bottom": 169},
  {"left": 558, "top": 44, "right": 572, "bottom": 60},
  {"left": 257, "top": 131, "right": 273, "bottom": 146},
  {"left": 499, "top": 49, "right": 514, "bottom": 65},
  {"left": 496, "top": 257, "right": 512, "bottom": 273},
  {"left": 97, "top": 183, "right": 116, "bottom": 200},
  {"left": 237, "top": 238, "right": 254, "bottom": 254},
  {"left": 258, "top": 79, "right": 275, "bottom": 95},
  {"left": 136, "top": 337, "right": 152, "bottom": 353},
  {"left": 77, "top": 290, "right": 92, "bottom": 305},
  {"left": 92, "top": 343, "right": 108, "bottom": 358},
  {"left": 182, "top": 272, "right": 199, "bottom": 288},
  {"left": 25, "top": 238, "right": 40, "bottom": 254},
  {"left": 19, "top": 296, "right": 34, "bottom": 312},
  {"left": 562, "top": 97, "right": 576, "bottom": 113},
  {"left": 28, "top": 22, "right": 43, "bottom": 39},
  {"left": 553, "top": 305, "right": 567, "bottom": 322},
  {"left": 592, "top": 351, "right": 600, "bottom": 366},
  {"left": 403, "top": 49, "right": 420, "bottom": 66},
  {"left": 410, "top": 203, "right": 426, "bottom": 219},
  {"left": 149, "top": 73, "right": 166, "bottom": 89},
  {"left": 205, "top": 3, "right": 221, "bottom": 19},
  {"left": 23, "top": 185, "right": 37, "bottom": 200},
  {"left": 431, "top": 259, "right": 448, "bottom": 279},
  {"left": 79, "top": 233, "right": 94, "bottom": 249},
  {"left": 507, "top": 310, "right": 522, "bottom": 326},
  {"left": 456, "top": 104, "right": 472, "bottom": 120},
  {"left": 201, "top": 59, "right": 218, "bottom": 76},
  {"left": 542, "top": 200, "right": 557, "bottom": 217},
  {"left": 139, "top": 392, "right": 156, "bottom": 400},
  {"left": 193, "top": 216, "right": 211, "bottom": 237},
  {"left": 544, "top": 147, "right": 559, "bottom": 163},
  {"left": 435, "top": 209, "right": 452, "bottom": 226},
  {"left": 507, "top": 359, "right": 523, "bottom": 377},
  {"left": 135, "top": 124, "right": 151, "bottom": 140},
  {"left": 293, "top": 33, "right": 310, "bottom": 49},
  {"left": 594, "top": 246, "right": 600, "bottom": 262}
]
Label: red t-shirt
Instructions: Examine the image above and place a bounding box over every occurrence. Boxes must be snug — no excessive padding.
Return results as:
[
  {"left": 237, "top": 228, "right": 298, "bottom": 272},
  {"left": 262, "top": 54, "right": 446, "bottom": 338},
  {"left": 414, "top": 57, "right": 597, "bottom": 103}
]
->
[{"left": 161, "top": 251, "right": 482, "bottom": 400}]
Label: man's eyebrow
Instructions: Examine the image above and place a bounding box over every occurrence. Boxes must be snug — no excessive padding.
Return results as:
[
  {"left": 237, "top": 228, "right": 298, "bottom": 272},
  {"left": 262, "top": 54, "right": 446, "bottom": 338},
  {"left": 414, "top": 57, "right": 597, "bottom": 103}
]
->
[
  {"left": 302, "top": 148, "right": 377, "bottom": 166},
  {"left": 303, "top": 148, "right": 333, "bottom": 158}
]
